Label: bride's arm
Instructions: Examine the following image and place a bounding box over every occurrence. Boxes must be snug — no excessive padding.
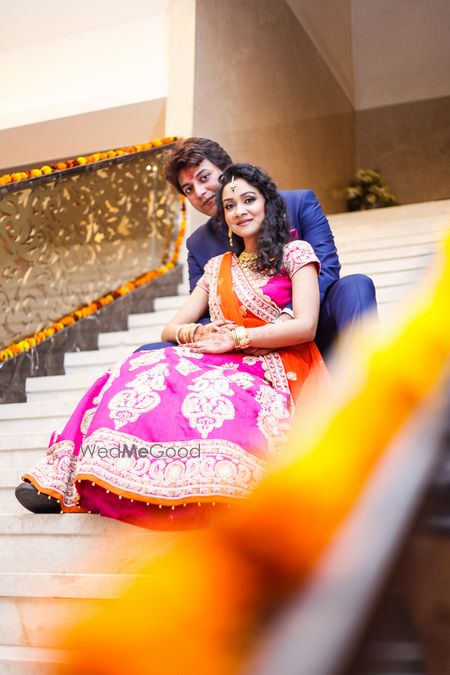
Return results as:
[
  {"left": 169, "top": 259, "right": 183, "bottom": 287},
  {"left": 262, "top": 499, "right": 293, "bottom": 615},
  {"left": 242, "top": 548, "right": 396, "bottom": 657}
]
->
[
  {"left": 161, "top": 286, "right": 209, "bottom": 342},
  {"left": 246, "top": 263, "right": 320, "bottom": 348}
]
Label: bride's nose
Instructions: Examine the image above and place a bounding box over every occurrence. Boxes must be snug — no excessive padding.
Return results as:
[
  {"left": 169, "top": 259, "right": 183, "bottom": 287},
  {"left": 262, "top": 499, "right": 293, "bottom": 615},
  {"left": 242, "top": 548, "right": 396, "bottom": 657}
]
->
[{"left": 235, "top": 201, "right": 247, "bottom": 217}]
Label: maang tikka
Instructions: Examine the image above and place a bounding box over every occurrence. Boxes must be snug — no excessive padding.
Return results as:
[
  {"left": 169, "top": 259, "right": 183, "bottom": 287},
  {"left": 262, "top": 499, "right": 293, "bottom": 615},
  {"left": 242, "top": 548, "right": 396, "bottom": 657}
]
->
[{"left": 229, "top": 175, "right": 237, "bottom": 192}]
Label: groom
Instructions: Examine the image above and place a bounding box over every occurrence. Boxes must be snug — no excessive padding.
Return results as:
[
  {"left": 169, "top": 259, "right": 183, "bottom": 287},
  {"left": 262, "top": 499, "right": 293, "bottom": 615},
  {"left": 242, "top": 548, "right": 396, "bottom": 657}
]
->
[{"left": 140, "top": 137, "right": 377, "bottom": 356}]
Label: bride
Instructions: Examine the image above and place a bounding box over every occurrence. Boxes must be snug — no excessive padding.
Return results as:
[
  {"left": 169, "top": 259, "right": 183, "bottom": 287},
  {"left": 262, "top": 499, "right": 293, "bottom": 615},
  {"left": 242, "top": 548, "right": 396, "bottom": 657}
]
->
[{"left": 16, "top": 163, "right": 326, "bottom": 529}]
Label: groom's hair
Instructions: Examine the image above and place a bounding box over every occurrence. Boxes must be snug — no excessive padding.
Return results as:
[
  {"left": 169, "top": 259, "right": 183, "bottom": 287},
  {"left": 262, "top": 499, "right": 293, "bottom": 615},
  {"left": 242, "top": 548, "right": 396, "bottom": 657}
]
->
[{"left": 164, "top": 137, "right": 232, "bottom": 193}]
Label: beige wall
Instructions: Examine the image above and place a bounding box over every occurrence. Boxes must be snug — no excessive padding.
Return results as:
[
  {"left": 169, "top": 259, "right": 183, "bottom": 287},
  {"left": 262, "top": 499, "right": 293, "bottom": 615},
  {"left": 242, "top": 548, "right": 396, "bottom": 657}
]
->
[
  {"left": 0, "top": 99, "right": 166, "bottom": 171},
  {"left": 356, "top": 96, "right": 450, "bottom": 205},
  {"left": 352, "top": 0, "right": 450, "bottom": 110},
  {"left": 285, "top": 0, "right": 354, "bottom": 103},
  {"left": 192, "top": 0, "right": 354, "bottom": 213}
]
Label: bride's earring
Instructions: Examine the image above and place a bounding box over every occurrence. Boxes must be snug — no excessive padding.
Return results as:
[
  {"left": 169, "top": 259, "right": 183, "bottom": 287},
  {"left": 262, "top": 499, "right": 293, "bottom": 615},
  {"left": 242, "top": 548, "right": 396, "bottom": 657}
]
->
[{"left": 228, "top": 228, "right": 233, "bottom": 248}]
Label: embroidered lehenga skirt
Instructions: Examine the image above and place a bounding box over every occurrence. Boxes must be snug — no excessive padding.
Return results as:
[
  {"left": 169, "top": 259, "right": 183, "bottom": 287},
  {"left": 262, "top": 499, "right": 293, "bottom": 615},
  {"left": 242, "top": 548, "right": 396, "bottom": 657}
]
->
[{"left": 24, "top": 242, "right": 326, "bottom": 529}]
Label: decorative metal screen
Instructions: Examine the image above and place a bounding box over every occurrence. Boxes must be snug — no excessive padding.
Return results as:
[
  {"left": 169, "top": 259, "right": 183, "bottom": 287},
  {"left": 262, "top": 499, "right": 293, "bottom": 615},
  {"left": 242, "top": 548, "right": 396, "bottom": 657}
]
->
[{"left": 0, "top": 146, "right": 181, "bottom": 348}]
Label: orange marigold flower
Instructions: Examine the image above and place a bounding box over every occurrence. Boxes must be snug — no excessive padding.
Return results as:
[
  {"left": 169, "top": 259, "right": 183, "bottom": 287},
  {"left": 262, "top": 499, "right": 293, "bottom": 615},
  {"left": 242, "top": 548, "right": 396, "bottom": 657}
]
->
[{"left": 53, "top": 162, "right": 67, "bottom": 171}]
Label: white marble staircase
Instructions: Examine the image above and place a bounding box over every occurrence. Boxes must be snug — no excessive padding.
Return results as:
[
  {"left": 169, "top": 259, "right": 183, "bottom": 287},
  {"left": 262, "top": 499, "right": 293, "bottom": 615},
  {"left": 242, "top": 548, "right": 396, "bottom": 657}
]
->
[{"left": 0, "top": 199, "right": 448, "bottom": 674}]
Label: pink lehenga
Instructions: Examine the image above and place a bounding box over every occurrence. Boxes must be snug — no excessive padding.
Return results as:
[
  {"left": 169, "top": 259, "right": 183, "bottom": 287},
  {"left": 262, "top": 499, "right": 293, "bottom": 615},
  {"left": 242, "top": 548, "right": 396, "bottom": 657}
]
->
[{"left": 24, "top": 240, "right": 326, "bottom": 529}]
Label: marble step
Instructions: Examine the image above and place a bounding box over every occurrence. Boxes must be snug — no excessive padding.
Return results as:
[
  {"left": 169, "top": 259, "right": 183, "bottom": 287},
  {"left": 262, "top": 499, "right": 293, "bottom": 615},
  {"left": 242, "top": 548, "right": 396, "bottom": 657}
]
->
[
  {"left": 0, "top": 513, "right": 174, "bottom": 575},
  {"left": 128, "top": 309, "right": 177, "bottom": 327},
  {"left": 335, "top": 230, "right": 446, "bottom": 260},
  {"left": 0, "top": 402, "right": 69, "bottom": 434},
  {"left": 0, "top": 645, "right": 68, "bottom": 674},
  {"left": 341, "top": 252, "right": 433, "bottom": 277},
  {"left": 337, "top": 241, "right": 438, "bottom": 265},
  {"left": 97, "top": 325, "right": 173, "bottom": 348},
  {"left": 335, "top": 228, "right": 447, "bottom": 254},
  {"left": 359, "top": 268, "right": 432, "bottom": 289},
  {"left": 0, "top": 468, "right": 28, "bottom": 513},
  {"left": 0, "top": 445, "right": 46, "bottom": 470},
  {"left": 153, "top": 294, "right": 188, "bottom": 311},
  {"left": 0, "top": 571, "right": 147, "bottom": 649},
  {"left": 329, "top": 199, "right": 450, "bottom": 228},
  {"left": 26, "top": 374, "right": 98, "bottom": 403},
  {"left": 332, "top": 219, "right": 448, "bottom": 243},
  {"left": 0, "top": 571, "right": 141, "bottom": 600}
]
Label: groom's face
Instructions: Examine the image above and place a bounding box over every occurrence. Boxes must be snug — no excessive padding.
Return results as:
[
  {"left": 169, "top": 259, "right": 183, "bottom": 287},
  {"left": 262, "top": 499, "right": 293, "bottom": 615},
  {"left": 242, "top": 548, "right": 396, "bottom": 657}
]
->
[{"left": 178, "top": 159, "right": 223, "bottom": 217}]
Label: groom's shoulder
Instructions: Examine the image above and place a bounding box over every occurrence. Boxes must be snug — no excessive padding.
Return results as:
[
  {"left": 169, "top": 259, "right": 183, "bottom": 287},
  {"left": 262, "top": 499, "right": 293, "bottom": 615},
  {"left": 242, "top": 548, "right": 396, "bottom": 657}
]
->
[
  {"left": 187, "top": 217, "right": 221, "bottom": 248},
  {"left": 279, "top": 189, "right": 315, "bottom": 205}
]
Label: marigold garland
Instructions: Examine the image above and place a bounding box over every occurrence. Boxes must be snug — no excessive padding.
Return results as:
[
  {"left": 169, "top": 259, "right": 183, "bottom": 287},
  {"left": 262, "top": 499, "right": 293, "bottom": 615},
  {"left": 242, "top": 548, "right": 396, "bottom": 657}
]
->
[
  {"left": 0, "top": 136, "right": 177, "bottom": 187},
  {"left": 0, "top": 197, "right": 186, "bottom": 363}
]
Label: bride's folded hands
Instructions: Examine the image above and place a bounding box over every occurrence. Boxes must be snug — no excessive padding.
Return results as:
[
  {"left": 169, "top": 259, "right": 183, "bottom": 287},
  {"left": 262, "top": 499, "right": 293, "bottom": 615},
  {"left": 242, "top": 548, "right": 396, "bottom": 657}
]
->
[
  {"left": 193, "top": 320, "right": 237, "bottom": 340},
  {"left": 187, "top": 329, "right": 236, "bottom": 354}
]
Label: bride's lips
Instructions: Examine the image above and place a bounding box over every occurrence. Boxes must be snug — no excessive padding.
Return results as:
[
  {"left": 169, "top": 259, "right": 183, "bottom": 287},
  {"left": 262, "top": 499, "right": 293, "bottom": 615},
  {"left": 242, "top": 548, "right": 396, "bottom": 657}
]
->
[{"left": 237, "top": 219, "right": 253, "bottom": 226}]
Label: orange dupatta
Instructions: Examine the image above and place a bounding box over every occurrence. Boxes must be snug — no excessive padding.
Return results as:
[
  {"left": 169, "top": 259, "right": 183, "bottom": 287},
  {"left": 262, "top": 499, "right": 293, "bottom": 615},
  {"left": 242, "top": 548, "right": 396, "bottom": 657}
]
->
[{"left": 216, "top": 252, "right": 326, "bottom": 403}]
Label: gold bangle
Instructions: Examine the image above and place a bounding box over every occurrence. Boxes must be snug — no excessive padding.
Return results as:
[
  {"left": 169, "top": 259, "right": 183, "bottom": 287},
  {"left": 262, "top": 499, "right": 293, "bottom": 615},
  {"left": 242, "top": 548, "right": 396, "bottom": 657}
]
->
[
  {"left": 175, "top": 326, "right": 183, "bottom": 344},
  {"left": 176, "top": 323, "right": 201, "bottom": 345},
  {"left": 230, "top": 326, "right": 250, "bottom": 350},
  {"left": 236, "top": 326, "right": 250, "bottom": 349},
  {"left": 192, "top": 324, "right": 202, "bottom": 341}
]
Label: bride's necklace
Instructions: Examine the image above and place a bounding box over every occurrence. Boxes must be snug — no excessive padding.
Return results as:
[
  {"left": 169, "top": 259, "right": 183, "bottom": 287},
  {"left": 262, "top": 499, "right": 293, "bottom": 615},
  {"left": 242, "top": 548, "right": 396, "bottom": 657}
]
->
[{"left": 237, "top": 250, "right": 259, "bottom": 270}]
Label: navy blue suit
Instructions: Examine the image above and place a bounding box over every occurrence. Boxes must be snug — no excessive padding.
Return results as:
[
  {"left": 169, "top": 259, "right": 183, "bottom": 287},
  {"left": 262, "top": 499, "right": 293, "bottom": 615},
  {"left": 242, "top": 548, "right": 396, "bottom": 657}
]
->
[{"left": 137, "top": 190, "right": 377, "bottom": 357}]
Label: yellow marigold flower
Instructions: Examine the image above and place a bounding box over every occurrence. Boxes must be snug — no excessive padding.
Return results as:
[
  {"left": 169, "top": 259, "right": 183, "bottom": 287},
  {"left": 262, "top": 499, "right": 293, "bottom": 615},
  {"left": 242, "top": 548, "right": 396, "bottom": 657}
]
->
[
  {"left": 76, "top": 157, "right": 87, "bottom": 166},
  {"left": 30, "top": 169, "right": 43, "bottom": 178},
  {"left": 40, "top": 165, "right": 52, "bottom": 175}
]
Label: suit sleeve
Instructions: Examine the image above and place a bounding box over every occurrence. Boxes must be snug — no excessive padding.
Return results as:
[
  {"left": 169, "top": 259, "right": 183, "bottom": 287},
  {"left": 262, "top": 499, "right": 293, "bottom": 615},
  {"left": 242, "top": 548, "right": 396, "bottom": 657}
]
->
[
  {"left": 186, "top": 236, "right": 205, "bottom": 293},
  {"left": 295, "top": 190, "right": 341, "bottom": 303}
]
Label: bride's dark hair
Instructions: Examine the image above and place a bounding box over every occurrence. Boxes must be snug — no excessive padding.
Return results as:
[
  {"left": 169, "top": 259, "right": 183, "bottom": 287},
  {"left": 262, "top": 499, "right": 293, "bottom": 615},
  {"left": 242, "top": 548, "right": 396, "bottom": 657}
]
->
[{"left": 216, "top": 163, "right": 291, "bottom": 274}]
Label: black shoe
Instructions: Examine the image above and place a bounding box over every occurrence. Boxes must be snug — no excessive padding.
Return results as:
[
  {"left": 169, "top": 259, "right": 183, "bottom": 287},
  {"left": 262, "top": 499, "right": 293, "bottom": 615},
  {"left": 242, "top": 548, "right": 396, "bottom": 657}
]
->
[{"left": 15, "top": 481, "right": 61, "bottom": 514}]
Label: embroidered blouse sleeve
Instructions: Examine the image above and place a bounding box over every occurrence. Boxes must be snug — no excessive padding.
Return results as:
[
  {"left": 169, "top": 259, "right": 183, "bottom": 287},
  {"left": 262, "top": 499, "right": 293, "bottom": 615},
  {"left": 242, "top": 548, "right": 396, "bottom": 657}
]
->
[
  {"left": 282, "top": 240, "right": 321, "bottom": 278},
  {"left": 196, "top": 258, "right": 213, "bottom": 293}
]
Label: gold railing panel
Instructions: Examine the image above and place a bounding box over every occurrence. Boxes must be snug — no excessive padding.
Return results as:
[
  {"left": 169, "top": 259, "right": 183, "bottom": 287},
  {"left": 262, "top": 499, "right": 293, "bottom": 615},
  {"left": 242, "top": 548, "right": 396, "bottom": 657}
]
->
[{"left": 0, "top": 147, "right": 180, "bottom": 348}]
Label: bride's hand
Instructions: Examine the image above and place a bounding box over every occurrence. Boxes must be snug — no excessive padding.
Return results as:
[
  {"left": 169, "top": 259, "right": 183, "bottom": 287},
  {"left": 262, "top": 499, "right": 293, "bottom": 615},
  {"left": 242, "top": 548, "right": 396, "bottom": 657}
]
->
[
  {"left": 186, "top": 331, "right": 236, "bottom": 354},
  {"left": 194, "top": 320, "right": 237, "bottom": 340}
]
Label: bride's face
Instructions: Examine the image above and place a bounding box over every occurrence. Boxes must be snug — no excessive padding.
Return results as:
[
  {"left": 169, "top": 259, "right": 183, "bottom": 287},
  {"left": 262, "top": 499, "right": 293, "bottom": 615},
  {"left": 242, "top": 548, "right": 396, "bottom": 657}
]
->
[{"left": 222, "top": 178, "right": 265, "bottom": 247}]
